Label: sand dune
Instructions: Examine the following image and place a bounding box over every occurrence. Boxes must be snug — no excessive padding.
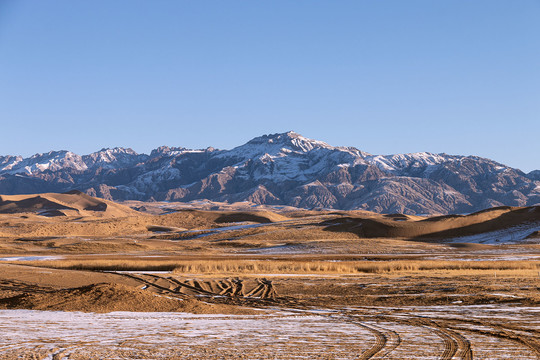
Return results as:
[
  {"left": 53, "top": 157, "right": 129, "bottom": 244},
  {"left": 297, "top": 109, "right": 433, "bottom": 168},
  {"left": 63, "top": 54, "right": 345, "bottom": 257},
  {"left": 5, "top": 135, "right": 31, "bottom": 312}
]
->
[
  {"left": 322, "top": 206, "right": 540, "bottom": 241},
  {"left": 0, "top": 190, "right": 139, "bottom": 218},
  {"left": 214, "top": 211, "right": 289, "bottom": 224},
  {"left": 150, "top": 209, "right": 289, "bottom": 230},
  {"left": 1, "top": 191, "right": 539, "bottom": 243}
]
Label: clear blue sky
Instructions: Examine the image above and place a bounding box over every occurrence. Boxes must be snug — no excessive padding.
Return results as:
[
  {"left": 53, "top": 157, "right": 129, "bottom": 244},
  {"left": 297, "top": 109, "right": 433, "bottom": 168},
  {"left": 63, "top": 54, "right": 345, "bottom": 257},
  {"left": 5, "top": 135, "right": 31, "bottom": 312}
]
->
[{"left": 0, "top": 1, "right": 538, "bottom": 171}]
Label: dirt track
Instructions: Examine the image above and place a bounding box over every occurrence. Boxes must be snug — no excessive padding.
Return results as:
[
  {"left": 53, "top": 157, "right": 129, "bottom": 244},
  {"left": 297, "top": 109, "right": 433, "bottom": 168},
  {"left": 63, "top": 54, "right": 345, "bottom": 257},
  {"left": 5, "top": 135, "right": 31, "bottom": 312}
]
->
[
  {"left": 0, "top": 303, "right": 538, "bottom": 359},
  {"left": 4, "top": 271, "right": 538, "bottom": 359},
  {"left": 0, "top": 258, "right": 539, "bottom": 359},
  {"left": 106, "top": 272, "right": 540, "bottom": 359}
]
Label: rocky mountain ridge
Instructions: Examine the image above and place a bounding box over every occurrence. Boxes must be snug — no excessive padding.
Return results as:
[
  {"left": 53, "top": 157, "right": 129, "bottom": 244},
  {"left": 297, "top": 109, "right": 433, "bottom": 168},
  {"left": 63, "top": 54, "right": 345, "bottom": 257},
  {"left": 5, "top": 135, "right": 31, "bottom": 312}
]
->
[{"left": 1, "top": 131, "right": 538, "bottom": 214}]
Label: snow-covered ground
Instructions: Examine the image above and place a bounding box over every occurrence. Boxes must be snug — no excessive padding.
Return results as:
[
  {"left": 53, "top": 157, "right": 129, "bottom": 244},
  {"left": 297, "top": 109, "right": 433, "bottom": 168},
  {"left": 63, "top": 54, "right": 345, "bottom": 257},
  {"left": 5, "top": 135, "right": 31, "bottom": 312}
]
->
[
  {"left": 0, "top": 256, "right": 62, "bottom": 261},
  {"left": 1, "top": 305, "right": 538, "bottom": 359},
  {"left": 444, "top": 222, "right": 540, "bottom": 244},
  {"left": 0, "top": 310, "right": 371, "bottom": 359},
  {"left": 176, "top": 222, "right": 271, "bottom": 240}
]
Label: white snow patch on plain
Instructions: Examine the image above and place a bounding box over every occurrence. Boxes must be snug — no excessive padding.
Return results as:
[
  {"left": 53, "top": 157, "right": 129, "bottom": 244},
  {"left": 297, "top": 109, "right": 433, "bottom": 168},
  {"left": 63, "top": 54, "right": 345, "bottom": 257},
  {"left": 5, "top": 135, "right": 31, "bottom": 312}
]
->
[
  {"left": 444, "top": 222, "right": 540, "bottom": 244},
  {"left": 179, "top": 220, "right": 297, "bottom": 240},
  {"left": 246, "top": 244, "right": 302, "bottom": 254},
  {"left": 177, "top": 223, "right": 270, "bottom": 239},
  {"left": 0, "top": 310, "right": 368, "bottom": 355},
  {"left": 0, "top": 256, "right": 62, "bottom": 262}
]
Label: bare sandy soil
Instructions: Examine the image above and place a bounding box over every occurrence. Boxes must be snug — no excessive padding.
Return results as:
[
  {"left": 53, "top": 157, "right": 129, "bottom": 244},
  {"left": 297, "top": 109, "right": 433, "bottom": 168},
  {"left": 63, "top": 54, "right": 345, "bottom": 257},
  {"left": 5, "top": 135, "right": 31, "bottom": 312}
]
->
[
  {"left": 0, "top": 268, "right": 539, "bottom": 359},
  {"left": 0, "top": 192, "right": 539, "bottom": 358},
  {"left": 1, "top": 305, "right": 537, "bottom": 359}
]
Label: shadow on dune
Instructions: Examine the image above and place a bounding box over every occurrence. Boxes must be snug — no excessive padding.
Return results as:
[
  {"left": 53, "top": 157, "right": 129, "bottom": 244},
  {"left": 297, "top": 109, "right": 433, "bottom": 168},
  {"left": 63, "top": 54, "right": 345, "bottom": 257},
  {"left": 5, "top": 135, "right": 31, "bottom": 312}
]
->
[
  {"left": 214, "top": 211, "right": 288, "bottom": 224},
  {"left": 320, "top": 206, "right": 540, "bottom": 241}
]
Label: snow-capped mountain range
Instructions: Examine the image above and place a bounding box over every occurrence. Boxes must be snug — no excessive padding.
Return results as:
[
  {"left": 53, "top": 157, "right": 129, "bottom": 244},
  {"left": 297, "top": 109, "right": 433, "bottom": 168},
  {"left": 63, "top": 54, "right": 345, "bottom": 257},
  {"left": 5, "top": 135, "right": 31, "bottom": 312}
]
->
[{"left": 1, "top": 131, "right": 539, "bottom": 214}]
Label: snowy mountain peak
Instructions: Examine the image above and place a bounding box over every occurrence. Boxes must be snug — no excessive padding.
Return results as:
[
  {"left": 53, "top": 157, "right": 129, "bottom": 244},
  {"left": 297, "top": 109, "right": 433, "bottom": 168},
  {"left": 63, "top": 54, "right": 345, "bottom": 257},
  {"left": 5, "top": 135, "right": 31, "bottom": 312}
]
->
[
  {"left": 223, "top": 131, "right": 336, "bottom": 161},
  {"left": 366, "top": 152, "right": 456, "bottom": 172},
  {"left": 83, "top": 147, "right": 148, "bottom": 169},
  {"left": 150, "top": 146, "right": 189, "bottom": 158},
  {"left": 0, "top": 155, "right": 23, "bottom": 172},
  {"left": 83, "top": 147, "right": 139, "bottom": 162},
  {"left": 86, "top": 147, "right": 138, "bottom": 161},
  {"left": 29, "top": 150, "right": 68, "bottom": 159},
  {"left": 246, "top": 131, "right": 333, "bottom": 153},
  {"left": 102, "top": 147, "right": 138, "bottom": 155},
  {"left": 4, "top": 150, "right": 87, "bottom": 174}
]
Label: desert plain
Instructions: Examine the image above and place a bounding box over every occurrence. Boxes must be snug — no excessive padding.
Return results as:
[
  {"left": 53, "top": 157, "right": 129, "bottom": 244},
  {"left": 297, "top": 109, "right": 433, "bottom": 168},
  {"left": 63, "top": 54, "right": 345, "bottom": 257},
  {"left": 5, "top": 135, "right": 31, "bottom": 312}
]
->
[{"left": 0, "top": 191, "right": 539, "bottom": 359}]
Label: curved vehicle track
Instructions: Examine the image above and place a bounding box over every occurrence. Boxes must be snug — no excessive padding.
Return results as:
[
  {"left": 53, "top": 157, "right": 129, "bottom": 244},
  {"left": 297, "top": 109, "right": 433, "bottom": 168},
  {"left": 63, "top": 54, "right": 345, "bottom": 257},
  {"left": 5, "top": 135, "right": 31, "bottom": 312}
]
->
[
  {"left": 345, "top": 317, "right": 388, "bottom": 360},
  {"left": 107, "top": 272, "right": 215, "bottom": 296},
  {"left": 437, "top": 317, "right": 540, "bottom": 358},
  {"left": 421, "top": 318, "right": 472, "bottom": 360},
  {"left": 107, "top": 272, "right": 539, "bottom": 360},
  {"left": 365, "top": 322, "right": 402, "bottom": 359},
  {"left": 339, "top": 309, "right": 467, "bottom": 360}
]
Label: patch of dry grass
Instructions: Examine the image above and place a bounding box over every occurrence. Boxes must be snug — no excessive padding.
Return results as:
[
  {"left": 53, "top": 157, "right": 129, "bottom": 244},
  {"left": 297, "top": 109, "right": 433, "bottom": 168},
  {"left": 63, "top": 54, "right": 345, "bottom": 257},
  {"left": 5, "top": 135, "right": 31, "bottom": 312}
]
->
[
  {"left": 8, "top": 258, "right": 540, "bottom": 276},
  {"left": 170, "top": 260, "right": 540, "bottom": 276},
  {"left": 9, "top": 259, "right": 179, "bottom": 271}
]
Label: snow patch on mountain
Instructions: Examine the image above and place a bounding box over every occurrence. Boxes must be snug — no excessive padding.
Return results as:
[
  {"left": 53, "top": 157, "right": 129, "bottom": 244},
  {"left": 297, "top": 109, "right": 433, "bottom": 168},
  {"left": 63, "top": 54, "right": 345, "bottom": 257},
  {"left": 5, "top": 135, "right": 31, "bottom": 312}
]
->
[
  {"left": 365, "top": 152, "right": 457, "bottom": 173},
  {"left": 220, "top": 131, "right": 334, "bottom": 160},
  {"left": 83, "top": 148, "right": 147, "bottom": 169},
  {"left": 131, "top": 165, "right": 182, "bottom": 193},
  {"left": 3, "top": 151, "right": 87, "bottom": 175},
  {"left": 0, "top": 155, "right": 23, "bottom": 172},
  {"left": 150, "top": 146, "right": 214, "bottom": 158}
]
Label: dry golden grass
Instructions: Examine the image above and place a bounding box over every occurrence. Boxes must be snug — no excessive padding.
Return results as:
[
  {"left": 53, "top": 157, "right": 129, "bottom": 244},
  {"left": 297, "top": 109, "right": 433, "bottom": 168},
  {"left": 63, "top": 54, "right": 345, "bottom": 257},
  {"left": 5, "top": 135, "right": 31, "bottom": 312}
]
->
[
  {"left": 170, "top": 259, "right": 540, "bottom": 276},
  {"left": 9, "top": 258, "right": 540, "bottom": 276},
  {"left": 12, "top": 259, "right": 180, "bottom": 272}
]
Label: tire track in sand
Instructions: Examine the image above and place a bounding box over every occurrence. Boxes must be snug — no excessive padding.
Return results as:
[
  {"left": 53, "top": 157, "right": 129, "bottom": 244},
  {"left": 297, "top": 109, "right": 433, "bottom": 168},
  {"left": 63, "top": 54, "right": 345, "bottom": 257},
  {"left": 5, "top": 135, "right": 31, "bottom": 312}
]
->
[
  {"left": 342, "top": 316, "right": 388, "bottom": 360},
  {"left": 403, "top": 317, "right": 472, "bottom": 360},
  {"left": 338, "top": 311, "right": 403, "bottom": 359},
  {"left": 106, "top": 273, "right": 484, "bottom": 359},
  {"left": 434, "top": 317, "right": 540, "bottom": 358},
  {"left": 365, "top": 322, "right": 402, "bottom": 359},
  {"left": 343, "top": 310, "right": 465, "bottom": 360},
  {"left": 107, "top": 272, "right": 214, "bottom": 296}
]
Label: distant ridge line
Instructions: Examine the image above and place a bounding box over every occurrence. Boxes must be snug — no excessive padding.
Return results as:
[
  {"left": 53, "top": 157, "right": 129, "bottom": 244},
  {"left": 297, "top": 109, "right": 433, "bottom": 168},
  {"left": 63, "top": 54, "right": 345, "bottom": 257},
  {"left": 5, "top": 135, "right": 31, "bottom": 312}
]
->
[{"left": 0, "top": 131, "right": 539, "bottom": 215}]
